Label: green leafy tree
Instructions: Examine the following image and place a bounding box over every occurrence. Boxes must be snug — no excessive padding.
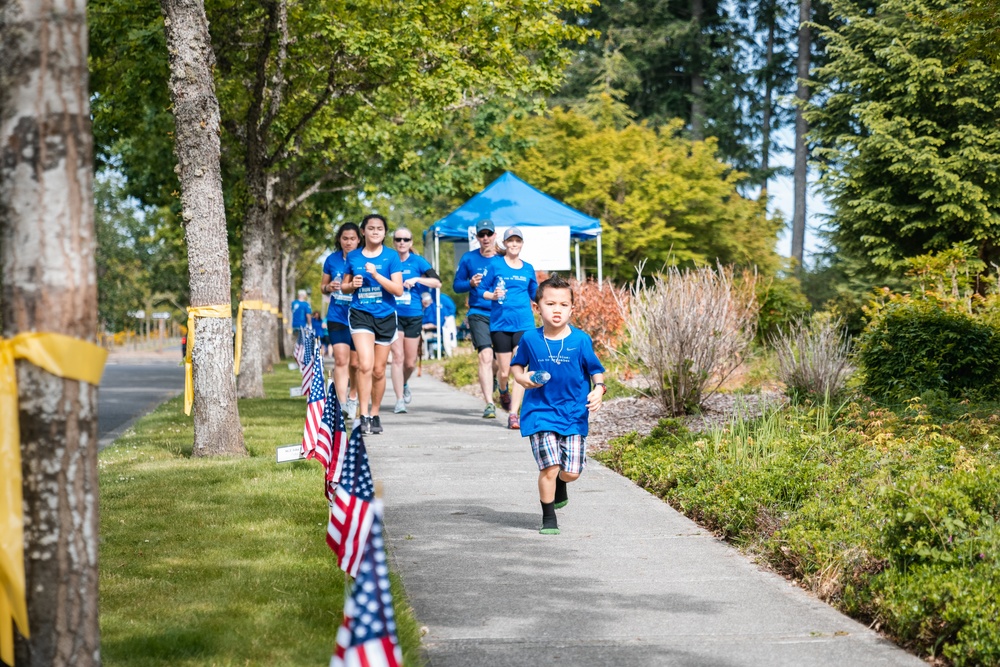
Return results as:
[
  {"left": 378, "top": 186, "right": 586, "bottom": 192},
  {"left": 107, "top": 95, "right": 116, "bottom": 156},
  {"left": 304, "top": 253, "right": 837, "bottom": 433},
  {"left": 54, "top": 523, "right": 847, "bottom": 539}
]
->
[
  {"left": 511, "top": 110, "right": 781, "bottom": 283},
  {"left": 808, "top": 0, "right": 1000, "bottom": 271}
]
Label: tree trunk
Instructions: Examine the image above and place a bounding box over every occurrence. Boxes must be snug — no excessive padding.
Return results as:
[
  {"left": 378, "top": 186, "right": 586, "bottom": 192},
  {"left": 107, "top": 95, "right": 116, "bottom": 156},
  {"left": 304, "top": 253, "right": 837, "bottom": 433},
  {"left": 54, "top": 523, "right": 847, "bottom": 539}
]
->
[
  {"left": 160, "top": 0, "right": 246, "bottom": 456},
  {"left": 268, "top": 209, "right": 283, "bottom": 366},
  {"left": 280, "top": 241, "right": 298, "bottom": 358},
  {"left": 689, "top": 0, "right": 705, "bottom": 141},
  {"left": 236, "top": 167, "right": 273, "bottom": 398},
  {"left": 760, "top": 14, "right": 775, "bottom": 197},
  {"left": 792, "top": 0, "right": 811, "bottom": 268},
  {"left": 0, "top": 1, "right": 101, "bottom": 663}
]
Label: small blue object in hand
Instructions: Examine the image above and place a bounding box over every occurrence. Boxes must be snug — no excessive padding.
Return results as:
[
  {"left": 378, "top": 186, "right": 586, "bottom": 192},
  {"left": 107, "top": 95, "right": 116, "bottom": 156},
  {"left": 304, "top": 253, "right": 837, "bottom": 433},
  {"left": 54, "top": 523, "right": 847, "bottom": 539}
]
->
[{"left": 529, "top": 371, "right": 551, "bottom": 385}]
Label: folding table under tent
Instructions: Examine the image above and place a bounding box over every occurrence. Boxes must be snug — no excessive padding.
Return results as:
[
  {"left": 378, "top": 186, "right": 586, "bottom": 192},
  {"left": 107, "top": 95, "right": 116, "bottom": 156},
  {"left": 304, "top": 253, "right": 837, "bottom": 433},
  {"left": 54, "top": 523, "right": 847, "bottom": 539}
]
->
[{"left": 422, "top": 171, "right": 604, "bottom": 283}]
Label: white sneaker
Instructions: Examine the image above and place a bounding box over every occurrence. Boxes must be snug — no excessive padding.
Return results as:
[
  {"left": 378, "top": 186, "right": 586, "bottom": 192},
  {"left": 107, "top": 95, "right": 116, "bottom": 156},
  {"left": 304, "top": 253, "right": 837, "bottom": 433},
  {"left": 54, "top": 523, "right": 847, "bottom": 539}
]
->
[
  {"left": 346, "top": 397, "right": 358, "bottom": 419},
  {"left": 403, "top": 382, "right": 412, "bottom": 404},
  {"left": 393, "top": 398, "right": 407, "bottom": 414}
]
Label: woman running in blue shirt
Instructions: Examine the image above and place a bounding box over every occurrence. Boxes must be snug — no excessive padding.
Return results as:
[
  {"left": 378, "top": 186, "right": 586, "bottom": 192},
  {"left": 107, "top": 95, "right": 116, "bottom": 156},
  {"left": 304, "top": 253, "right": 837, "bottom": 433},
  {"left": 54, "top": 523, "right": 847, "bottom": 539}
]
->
[
  {"left": 321, "top": 222, "right": 361, "bottom": 417},
  {"left": 482, "top": 227, "right": 538, "bottom": 430},
  {"left": 340, "top": 214, "right": 403, "bottom": 435}
]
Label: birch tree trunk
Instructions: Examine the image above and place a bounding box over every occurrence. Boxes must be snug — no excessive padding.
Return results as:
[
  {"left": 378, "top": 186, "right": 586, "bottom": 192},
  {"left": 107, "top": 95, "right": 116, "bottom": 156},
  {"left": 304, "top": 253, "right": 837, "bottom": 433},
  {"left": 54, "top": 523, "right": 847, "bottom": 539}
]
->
[
  {"left": 792, "top": 0, "right": 811, "bottom": 268},
  {"left": 0, "top": 0, "right": 101, "bottom": 663},
  {"left": 160, "top": 0, "right": 246, "bottom": 456}
]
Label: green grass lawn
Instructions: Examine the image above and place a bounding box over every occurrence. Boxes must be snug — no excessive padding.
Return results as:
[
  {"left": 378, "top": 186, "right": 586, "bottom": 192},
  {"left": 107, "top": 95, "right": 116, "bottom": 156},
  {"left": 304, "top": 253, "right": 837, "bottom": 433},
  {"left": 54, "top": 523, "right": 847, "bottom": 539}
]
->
[{"left": 99, "top": 365, "right": 423, "bottom": 666}]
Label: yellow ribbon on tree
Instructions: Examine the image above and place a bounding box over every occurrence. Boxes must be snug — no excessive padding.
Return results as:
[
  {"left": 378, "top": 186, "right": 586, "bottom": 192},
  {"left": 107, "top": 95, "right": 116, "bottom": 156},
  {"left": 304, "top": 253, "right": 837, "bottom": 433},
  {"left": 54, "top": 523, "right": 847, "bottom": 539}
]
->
[
  {"left": 233, "top": 300, "right": 270, "bottom": 377},
  {"left": 184, "top": 305, "right": 233, "bottom": 415},
  {"left": 0, "top": 333, "right": 108, "bottom": 667}
]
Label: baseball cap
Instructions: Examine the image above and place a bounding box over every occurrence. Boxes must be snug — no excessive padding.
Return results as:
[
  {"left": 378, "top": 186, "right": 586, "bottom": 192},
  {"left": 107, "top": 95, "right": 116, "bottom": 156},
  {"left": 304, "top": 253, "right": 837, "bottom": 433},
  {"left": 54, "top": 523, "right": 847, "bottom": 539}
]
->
[
  {"left": 475, "top": 219, "right": 495, "bottom": 234},
  {"left": 503, "top": 226, "right": 523, "bottom": 241}
]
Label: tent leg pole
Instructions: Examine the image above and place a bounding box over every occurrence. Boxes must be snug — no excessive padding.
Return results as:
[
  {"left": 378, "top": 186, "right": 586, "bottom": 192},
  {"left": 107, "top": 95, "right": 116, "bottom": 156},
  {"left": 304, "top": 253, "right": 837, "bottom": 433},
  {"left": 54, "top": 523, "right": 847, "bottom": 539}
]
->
[
  {"left": 434, "top": 232, "right": 440, "bottom": 274},
  {"left": 436, "top": 292, "right": 442, "bottom": 359},
  {"left": 596, "top": 235, "right": 603, "bottom": 287},
  {"left": 575, "top": 241, "right": 581, "bottom": 282}
]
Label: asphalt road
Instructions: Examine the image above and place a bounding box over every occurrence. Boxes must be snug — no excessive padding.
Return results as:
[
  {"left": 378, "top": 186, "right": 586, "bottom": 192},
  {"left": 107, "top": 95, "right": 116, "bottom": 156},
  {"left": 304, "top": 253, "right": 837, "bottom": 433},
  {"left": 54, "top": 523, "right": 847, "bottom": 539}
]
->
[{"left": 98, "top": 354, "right": 185, "bottom": 449}]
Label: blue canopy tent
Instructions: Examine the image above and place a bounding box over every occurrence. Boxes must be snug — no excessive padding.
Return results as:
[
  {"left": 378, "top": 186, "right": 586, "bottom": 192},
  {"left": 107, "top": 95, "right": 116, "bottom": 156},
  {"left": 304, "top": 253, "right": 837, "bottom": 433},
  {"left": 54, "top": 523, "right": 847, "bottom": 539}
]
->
[{"left": 423, "top": 171, "right": 603, "bottom": 283}]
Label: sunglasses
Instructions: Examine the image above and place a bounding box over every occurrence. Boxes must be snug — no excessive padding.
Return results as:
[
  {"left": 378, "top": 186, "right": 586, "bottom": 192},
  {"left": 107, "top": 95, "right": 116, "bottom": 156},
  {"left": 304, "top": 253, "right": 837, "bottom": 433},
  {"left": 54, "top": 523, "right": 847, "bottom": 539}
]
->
[
  {"left": 393, "top": 237, "right": 412, "bottom": 242},
  {"left": 477, "top": 230, "right": 495, "bottom": 238}
]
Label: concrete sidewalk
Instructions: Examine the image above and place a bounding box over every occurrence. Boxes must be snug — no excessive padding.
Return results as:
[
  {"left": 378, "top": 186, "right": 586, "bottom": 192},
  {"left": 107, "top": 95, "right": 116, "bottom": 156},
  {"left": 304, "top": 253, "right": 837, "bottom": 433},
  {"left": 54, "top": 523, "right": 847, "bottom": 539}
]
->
[{"left": 367, "top": 374, "right": 923, "bottom": 667}]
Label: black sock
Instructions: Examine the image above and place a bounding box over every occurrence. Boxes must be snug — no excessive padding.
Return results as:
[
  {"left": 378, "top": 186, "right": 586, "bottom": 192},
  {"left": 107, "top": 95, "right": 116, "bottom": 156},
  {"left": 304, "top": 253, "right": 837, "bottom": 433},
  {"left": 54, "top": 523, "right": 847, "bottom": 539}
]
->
[
  {"left": 555, "top": 476, "right": 567, "bottom": 504},
  {"left": 541, "top": 501, "right": 557, "bottom": 528}
]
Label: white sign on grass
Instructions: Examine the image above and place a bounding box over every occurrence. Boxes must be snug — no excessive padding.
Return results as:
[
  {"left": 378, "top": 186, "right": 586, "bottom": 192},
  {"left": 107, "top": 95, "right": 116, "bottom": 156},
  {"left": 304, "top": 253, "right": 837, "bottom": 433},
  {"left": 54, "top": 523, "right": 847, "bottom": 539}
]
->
[
  {"left": 276, "top": 444, "right": 305, "bottom": 463},
  {"left": 466, "top": 225, "right": 571, "bottom": 271},
  {"left": 289, "top": 386, "right": 304, "bottom": 398}
]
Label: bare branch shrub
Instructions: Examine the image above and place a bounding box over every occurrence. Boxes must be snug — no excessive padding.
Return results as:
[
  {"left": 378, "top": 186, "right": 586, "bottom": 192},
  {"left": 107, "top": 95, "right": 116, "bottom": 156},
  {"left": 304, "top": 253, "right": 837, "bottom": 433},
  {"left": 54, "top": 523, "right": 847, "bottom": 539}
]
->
[
  {"left": 570, "top": 278, "right": 629, "bottom": 355},
  {"left": 619, "top": 263, "right": 759, "bottom": 415},
  {"left": 770, "top": 315, "right": 853, "bottom": 400}
]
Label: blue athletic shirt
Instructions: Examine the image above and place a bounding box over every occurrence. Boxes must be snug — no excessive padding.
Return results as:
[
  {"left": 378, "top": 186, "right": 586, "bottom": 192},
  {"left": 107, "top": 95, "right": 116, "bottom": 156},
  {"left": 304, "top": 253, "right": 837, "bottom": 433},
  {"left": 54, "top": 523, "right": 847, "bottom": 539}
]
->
[
  {"left": 511, "top": 326, "right": 606, "bottom": 437},
  {"left": 322, "top": 251, "right": 353, "bottom": 326},
  {"left": 453, "top": 249, "right": 498, "bottom": 317},
  {"left": 396, "top": 253, "right": 435, "bottom": 318},
  {"left": 290, "top": 299, "right": 312, "bottom": 329},
  {"left": 422, "top": 292, "right": 457, "bottom": 325},
  {"left": 345, "top": 246, "right": 403, "bottom": 318},
  {"left": 311, "top": 317, "right": 325, "bottom": 339},
  {"left": 481, "top": 257, "right": 538, "bottom": 332}
]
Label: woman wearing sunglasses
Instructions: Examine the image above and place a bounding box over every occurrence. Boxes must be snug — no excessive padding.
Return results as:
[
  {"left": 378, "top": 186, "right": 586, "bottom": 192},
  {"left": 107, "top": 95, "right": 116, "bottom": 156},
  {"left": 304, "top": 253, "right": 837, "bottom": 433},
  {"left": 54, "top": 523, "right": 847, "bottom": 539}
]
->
[
  {"left": 390, "top": 228, "right": 441, "bottom": 413},
  {"left": 340, "top": 214, "right": 403, "bottom": 435}
]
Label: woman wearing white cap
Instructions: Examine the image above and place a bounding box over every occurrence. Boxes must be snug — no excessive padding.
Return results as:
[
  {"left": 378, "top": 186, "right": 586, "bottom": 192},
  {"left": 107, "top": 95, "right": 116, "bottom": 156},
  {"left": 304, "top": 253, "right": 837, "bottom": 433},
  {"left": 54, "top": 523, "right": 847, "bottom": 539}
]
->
[{"left": 482, "top": 227, "right": 538, "bottom": 430}]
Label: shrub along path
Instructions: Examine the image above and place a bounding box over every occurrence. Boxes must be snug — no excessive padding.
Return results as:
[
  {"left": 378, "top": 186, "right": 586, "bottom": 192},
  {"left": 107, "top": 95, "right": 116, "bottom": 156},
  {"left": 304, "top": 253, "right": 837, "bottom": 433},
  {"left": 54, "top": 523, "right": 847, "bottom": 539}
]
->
[{"left": 367, "top": 374, "right": 923, "bottom": 666}]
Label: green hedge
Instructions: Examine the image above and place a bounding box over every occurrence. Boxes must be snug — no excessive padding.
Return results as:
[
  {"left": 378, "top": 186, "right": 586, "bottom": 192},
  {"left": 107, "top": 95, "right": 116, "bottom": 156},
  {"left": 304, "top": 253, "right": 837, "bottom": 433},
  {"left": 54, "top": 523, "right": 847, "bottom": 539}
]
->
[
  {"left": 857, "top": 299, "right": 1000, "bottom": 402},
  {"left": 596, "top": 400, "right": 1000, "bottom": 665}
]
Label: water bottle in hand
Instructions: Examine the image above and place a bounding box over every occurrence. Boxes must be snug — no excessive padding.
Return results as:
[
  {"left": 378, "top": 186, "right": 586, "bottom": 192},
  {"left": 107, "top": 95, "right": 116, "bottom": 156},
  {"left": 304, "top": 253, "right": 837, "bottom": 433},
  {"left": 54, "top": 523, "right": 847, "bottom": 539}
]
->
[
  {"left": 529, "top": 371, "right": 551, "bottom": 385},
  {"left": 496, "top": 277, "right": 506, "bottom": 305}
]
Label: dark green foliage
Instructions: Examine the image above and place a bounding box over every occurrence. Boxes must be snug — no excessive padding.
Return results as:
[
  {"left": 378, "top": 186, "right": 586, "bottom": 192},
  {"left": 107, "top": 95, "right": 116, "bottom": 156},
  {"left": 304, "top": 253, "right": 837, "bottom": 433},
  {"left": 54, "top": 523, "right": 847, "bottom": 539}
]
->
[
  {"left": 755, "top": 272, "right": 811, "bottom": 342},
  {"left": 857, "top": 299, "right": 1000, "bottom": 402},
  {"left": 596, "top": 398, "right": 1000, "bottom": 664}
]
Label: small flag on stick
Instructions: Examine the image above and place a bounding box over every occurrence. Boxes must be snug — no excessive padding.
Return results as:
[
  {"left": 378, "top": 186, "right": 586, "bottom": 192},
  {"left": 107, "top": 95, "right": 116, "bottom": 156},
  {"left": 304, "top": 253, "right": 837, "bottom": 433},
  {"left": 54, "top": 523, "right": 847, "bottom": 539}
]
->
[
  {"left": 301, "top": 352, "right": 326, "bottom": 458},
  {"left": 331, "top": 499, "right": 402, "bottom": 667},
  {"left": 326, "top": 426, "right": 375, "bottom": 577}
]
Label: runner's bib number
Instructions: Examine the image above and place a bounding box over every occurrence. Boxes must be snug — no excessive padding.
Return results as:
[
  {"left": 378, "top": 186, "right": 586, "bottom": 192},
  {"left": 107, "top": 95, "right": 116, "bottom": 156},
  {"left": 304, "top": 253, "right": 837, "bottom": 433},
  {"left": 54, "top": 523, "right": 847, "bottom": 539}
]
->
[
  {"left": 397, "top": 290, "right": 412, "bottom": 306},
  {"left": 333, "top": 292, "right": 352, "bottom": 304},
  {"left": 358, "top": 286, "right": 382, "bottom": 305}
]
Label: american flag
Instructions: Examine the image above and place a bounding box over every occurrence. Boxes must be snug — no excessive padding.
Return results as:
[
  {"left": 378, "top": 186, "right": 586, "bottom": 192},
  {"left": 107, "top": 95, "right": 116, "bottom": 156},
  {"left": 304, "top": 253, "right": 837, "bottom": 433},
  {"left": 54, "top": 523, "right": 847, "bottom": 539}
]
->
[
  {"left": 293, "top": 328, "right": 306, "bottom": 367},
  {"left": 300, "top": 328, "right": 317, "bottom": 393},
  {"left": 326, "top": 426, "right": 375, "bottom": 577},
  {"left": 310, "top": 380, "right": 348, "bottom": 484},
  {"left": 331, "top": 499, "right": 402, "bottom": 667},
  {"left": 301, "top": 352, "right": 326, "bottom": 458}
]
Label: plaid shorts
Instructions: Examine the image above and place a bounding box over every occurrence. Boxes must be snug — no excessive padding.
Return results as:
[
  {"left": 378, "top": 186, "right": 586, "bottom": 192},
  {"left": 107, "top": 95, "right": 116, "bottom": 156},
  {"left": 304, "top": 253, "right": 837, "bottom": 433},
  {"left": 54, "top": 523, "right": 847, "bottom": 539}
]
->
[{"left": 529, "top": 432, "right": 587, "bottom": 474}]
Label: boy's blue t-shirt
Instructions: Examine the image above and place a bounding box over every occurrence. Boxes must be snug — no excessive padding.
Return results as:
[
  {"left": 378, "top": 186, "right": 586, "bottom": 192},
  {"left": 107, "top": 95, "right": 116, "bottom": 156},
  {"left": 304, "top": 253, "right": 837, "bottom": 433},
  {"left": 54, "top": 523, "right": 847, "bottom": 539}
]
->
[
  {"left": 481, "top": 258, "right": 537, "bottom": 332},
  {"left": 422, "top": 293, "right": 457, "bottom": 325},
  {"left": 453, "top": 249, "right": 497, "bottom": 318},
  {"left": 396, "top": 253, "right": 434, "bottom": 318},
  {"left": 291, "top": 299, "right": 312, "bottom": 329},
  {"left": 345, "top": 246, "right": 403, "bottom": 318},
  {"left": 511, "top": 326, "right": 605, "bottom": 437},
  {"left": 322, "top": 251, "right": 353, "bottom": 326}
]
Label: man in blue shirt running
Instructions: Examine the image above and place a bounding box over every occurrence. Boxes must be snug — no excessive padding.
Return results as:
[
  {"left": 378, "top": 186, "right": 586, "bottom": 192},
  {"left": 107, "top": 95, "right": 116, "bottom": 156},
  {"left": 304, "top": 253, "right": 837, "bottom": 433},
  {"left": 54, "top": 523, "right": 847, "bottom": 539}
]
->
[
  {"left": 291, "top": 289, "right": 312, "bottom": 333},
  {"left": 453, "top": 219, "right": 501, "bottom": 419}
]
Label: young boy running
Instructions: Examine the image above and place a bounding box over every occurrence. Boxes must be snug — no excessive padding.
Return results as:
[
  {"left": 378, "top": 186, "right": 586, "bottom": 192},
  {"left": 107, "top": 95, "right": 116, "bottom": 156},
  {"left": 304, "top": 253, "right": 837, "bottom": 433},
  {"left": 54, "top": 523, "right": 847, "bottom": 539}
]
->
[{"left": 510, "top": 274, "right": 606, "bottom": 535}]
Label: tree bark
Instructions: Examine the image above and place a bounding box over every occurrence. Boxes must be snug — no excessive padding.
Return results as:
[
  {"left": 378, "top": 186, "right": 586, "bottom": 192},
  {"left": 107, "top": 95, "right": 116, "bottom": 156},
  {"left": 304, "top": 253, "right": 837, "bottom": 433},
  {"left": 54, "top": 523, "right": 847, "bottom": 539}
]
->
[
  {"left": 268, "top": 209, "right": 283, "bottom": 366},
  {"left": 159, "top": 0, "right": 246, "bottom": 456},
  {"left": 760, "top": 12, "right": 776, "bottom": 197},
  {"left": 0, "top": 0, "right": 101, "bottom": 663},
  {"left": 235, "top": 167, "right": 273, "bottom": 398},
  {"left": 689, "top": 0, "right": 706, "bottom": 141},
  {"left": 792, "top": 0, "right": 811, "bottom": 268}
]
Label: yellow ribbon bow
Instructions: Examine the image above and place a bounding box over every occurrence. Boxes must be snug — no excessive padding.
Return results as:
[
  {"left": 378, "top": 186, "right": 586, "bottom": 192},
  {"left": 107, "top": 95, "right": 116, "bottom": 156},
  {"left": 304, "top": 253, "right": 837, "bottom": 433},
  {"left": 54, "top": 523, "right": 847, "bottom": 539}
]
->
[
  {"left": 1, "top": 333, "right": 108, "bottom": 667},
  {"left": 184, "top": 305, "right": 233, "bottom": 415},
  {"left": 233, "top": 300, "right": 272, "bottom": 377}
]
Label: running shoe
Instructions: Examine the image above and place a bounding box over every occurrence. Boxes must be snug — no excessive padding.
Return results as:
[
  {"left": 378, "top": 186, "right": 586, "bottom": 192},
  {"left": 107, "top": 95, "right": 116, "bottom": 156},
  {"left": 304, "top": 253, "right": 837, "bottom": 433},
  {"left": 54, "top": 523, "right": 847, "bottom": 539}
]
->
[
  {"left": 359, "top": 415, "right": 373, "bottom": 435},
  {"left": 346, "top": 397, "right": 359, "bottom": 419},
  {"left": 394, "top": 398, "right": 407, "bottom": 414},
  {"left": 499, "top": 388, "right": 511, "bottom": 412},
  {"left": 539, "top": 515, "right": 560, "bottom": 535},
  {"left": 403, "top": 382, "right": 412, "bottom": 404},
  {"left": 371, "top": 415, "right": 384, "bottom": 434},
  {"left": 482, "top": 403, "right": 496, "bottom": 419},
  {"left": 507, "top": 413, "right": 520, "bottom": 430}
]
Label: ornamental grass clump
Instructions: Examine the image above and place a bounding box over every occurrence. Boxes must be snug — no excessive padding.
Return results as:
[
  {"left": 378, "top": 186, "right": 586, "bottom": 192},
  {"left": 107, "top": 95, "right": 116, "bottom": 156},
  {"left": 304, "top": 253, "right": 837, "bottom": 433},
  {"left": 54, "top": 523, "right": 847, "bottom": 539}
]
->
[
  {"left": 620, "top": 263, "right": 758, "bottom": 415},
  {"left": 771, "top": 315, "right": 853, "bottom": 402}
]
